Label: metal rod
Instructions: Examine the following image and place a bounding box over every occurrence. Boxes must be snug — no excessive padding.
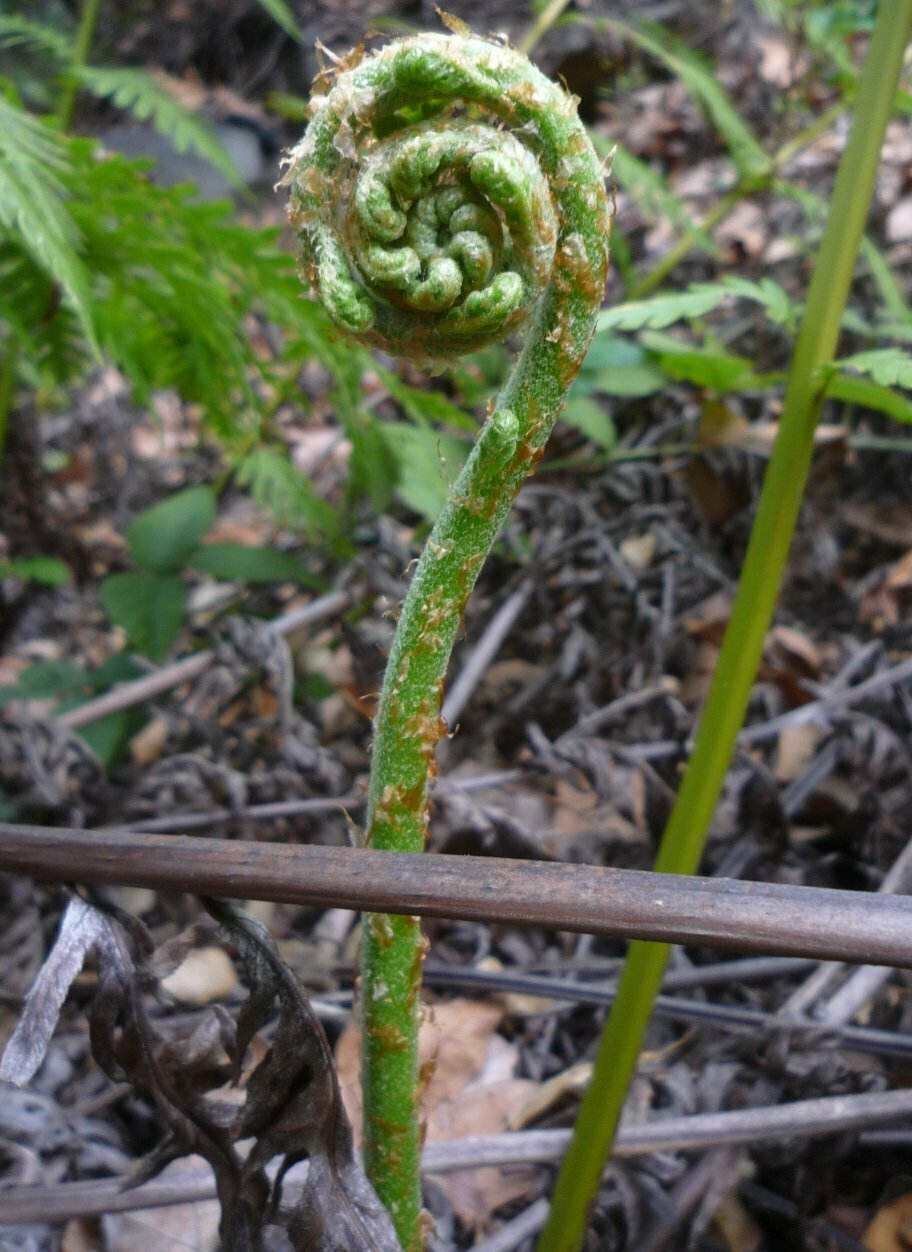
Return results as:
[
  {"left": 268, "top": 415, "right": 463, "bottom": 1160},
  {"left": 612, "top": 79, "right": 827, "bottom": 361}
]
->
[{"left": 1, "top": 823, "right": 912, "bottom": 968}]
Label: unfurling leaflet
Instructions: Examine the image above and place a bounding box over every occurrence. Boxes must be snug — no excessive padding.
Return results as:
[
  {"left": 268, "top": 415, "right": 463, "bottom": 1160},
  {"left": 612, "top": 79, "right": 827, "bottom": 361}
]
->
[{"left": 283, "top": 28, "right": 611, "bottom": 1251}]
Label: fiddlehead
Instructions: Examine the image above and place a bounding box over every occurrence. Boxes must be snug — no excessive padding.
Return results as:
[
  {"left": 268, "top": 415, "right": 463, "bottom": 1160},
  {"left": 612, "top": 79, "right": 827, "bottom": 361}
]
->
[{"left": 284, "top": 29, "right": 610, "bottom": 1250}]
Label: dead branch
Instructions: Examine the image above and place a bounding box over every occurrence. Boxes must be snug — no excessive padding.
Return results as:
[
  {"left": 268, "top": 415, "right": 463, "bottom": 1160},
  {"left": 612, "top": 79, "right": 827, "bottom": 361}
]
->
[{"left": 1, "top": 822, "right": 911, "bottom": 968}]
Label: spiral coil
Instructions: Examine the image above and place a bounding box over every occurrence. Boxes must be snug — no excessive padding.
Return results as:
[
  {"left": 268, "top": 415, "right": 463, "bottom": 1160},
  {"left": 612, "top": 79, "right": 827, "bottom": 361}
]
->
[{"left": 284, "top": 32, "right": 611, "bottom": 364}]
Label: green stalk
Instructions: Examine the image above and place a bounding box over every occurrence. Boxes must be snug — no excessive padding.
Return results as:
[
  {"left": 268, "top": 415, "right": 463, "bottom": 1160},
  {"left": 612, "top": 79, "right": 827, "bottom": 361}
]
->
[
  {"left": 538, "top": 6, "right": 912, "bottom": 1249},
  {"left": 283, "top": 32, "right": 611, "bottom": 1249},
  {"left": 57, "top": 0, "right": 103, "bottom": 132}
]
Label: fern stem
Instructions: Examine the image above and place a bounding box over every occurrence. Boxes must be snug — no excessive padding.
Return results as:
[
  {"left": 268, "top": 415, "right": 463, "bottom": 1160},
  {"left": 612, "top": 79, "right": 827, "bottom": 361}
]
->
[
  {"left": 538, "top": 5, "right": 912, "bottom": 1249},
  {"left": 58, "top": 0, "right": 103, "bottom": 131},
  {"left": 284, "top": 32, "right": 611, "bottom": 1248}
]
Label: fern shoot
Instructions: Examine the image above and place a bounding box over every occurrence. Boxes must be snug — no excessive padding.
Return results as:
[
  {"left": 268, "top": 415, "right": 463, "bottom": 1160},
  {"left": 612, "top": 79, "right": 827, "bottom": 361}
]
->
[{"left": 283, "top": 28, "right": 611, "bottom": 1248}]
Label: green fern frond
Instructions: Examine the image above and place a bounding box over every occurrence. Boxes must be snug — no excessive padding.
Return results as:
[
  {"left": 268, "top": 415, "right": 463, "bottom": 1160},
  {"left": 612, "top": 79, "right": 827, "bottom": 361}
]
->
[
  {"left": 75, "top": 66, "right": 243, "bottom": 187},
  {"left": 0, "top": 97, "right": 96, "bottom": 349},
  {"left": 237, "top": 447, "right": 339, "bottom": 537},
  {"left": 0, "top": 15, "right": 72, "bottom": 63},
  {"left": 598, "top": 276, "right": 794, "bottom": 333},
  {"left": 835, "top": 348, "right": 912, "bottom": 389},
  {"left": 0, "top": 243, "right": 90, "bottom": 385}
]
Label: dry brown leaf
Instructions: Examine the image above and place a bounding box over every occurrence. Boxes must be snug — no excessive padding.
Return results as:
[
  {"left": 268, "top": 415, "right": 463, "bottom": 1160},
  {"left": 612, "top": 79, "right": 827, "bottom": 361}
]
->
[
  {"left": 887, "top": 197, "right": 912, "bottom": 243},
  {"left": 697, "top": 403, "right": 846, "bottom": 457},
  {"left": 290, "top": 426, "right": 352, "bottom": 475},
  {"left": 756, "top": 32, "right": 803, "bottom": 87},
  {"left": 714, "top": 1191, "right": 764, "bottom": 1251},
  {"left": 509, "top": 1061, "right": 593, "bottom": 1130},
  {"left": 863, "top": 1192, "right": 912, "bottom": 1251},
  {"left": 684, "top": 590, "right": 734, "bottom": 640},
  {"left": 479, "top": 658, "right": 543, "bottom": 701},
  {"left": 842, "top": 502, "right": 912, "bottom": 549},
  {"left": 685, "top": 456, "right": 751, "bottom": 527},
  {"left": 110, "top": 886, "right": 158, "bottom": 917},
  {"left": 0, "top": 656, "right": 28, "bottom": 687},
  {"left": 760, "top": 624, "right": 823, "bottom": 707},
  {"left": 859, "top": 549, "right": 912, "bottom": 628},
  {"left": 431, "top": 1079, "right": 539, "bottom": 1226},
  {"left": 61, "top": 1218, "right": 101, "bottom": 1251},
  {"left": 129, "top": 716, "right": 169, "bottom": 766},
  {"left": 552, "top": 776, "right": 598, "bottom": 837},
  {"left": 679, "top": 639, "right": 722, "bottom": 705},
  {"left": 714, "top": 200, "right": 766, "bottom": 258},
  {"left": 885, "top": 550, "right": 912, "bottom": 593},
  {"left": 774, "top": 723, "right": 823, "bottom": 783},
  {"left": 619, "top": 532, "right": 657, "bottom": 570},
  {"left": 768, "top": 625, "right": 822, "bottom": 676},
  {"left": 203, "top": 517, "right": 275, "bottom": 548}
]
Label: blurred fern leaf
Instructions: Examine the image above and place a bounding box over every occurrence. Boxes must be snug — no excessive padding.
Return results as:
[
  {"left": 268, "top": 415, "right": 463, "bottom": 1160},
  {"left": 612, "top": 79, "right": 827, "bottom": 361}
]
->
[
  {"left": 0, "top": 15, "right": 72, "bottom": 61},
  {"left": 75, "top": 67, "right": 243, "bottom": 186},
  {"left": 0, "top": 97, "right": 96, "bottom": 349}
]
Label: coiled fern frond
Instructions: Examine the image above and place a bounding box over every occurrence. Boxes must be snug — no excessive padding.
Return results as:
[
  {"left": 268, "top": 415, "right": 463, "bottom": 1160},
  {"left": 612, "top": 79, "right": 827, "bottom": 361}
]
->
[
  {"left": 284, "top": 31, "right": 610, "bottom": 366},
  {"left": 284, "top": 29, "right": 611, "bottom": 1250}
]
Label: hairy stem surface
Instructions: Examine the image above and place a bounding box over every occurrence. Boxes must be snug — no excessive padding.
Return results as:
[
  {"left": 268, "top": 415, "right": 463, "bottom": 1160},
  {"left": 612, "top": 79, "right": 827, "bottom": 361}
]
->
[{"left": 284, "top": 31, "right": 611, "bottom": 1247}]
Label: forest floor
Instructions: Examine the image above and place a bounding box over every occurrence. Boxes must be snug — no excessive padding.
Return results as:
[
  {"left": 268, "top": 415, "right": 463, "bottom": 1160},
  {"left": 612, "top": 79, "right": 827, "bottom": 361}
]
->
[{"left": 3, "top": 2, "right": 912, "bottom": 1250}]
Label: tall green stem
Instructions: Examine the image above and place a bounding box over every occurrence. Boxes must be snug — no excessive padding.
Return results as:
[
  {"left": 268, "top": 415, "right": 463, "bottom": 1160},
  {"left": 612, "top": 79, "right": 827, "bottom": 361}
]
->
[
  {"left": 284, "top": 33, "right": 611, "bottom": 1249},
  {"left": 539, "top": 5, "right": 912, "bottom": 1249},
  {"left": 57, "top": 0, "right": 103, "bottom": 132}
]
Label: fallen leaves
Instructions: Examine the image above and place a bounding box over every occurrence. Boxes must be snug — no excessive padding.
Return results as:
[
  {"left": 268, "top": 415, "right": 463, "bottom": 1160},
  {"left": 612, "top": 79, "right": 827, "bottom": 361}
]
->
[
  {"left": 863, "top": 1192, "right": 912, "bottom": 1251},
  {"left": 858, "top": 548, "right": 912, "bottom": 628}
]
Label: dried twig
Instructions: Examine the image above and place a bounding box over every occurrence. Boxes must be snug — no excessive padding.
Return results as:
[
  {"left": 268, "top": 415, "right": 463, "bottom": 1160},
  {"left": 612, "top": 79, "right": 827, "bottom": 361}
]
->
[
  {"left": 440, "top": 580, "right": 534, "bottom": 729},
  {"left": 420, "top": 965, "right": 912, "bottom": 1059},
  {"left": 3, "top": 1087, "right": 912, "bottom": 1227},
  {"left": 2, "top": 823, "right": 912, "bottom": 968},
  {"left": 104, "top": 768, "right": 526, "bottom": 835},
  {"left": 782, "top": 829, "right": 912, "bottom": 1018},
  {"left": 471, "top": 1199, "right": 550, "bottom": 1252},
  {"left": 738, "top": 653, "right": 912, "bottom": 746},
  {"left": 56, "top": 589, "right": 353, "bottom": 731}
]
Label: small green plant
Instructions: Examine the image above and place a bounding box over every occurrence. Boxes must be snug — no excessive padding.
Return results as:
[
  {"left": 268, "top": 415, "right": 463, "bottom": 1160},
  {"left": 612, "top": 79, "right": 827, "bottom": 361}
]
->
[
  {"left": 0, "top": 555, "right": 69, "bottom": 586},
  {"left": 554, "top": 6, "right": 912, "bottom": 460},
  {"left": 0, "top": 653, "right": 146, "bottom": 769},
  {"left": 0, "top": 4, "right": 385, "bottom": 520},
  {"left": 284, "top": 28, "right": 611, "bottom": 1249},
  {"left": 98, "top": 484, "right": 321, "bottom": 661}
]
